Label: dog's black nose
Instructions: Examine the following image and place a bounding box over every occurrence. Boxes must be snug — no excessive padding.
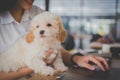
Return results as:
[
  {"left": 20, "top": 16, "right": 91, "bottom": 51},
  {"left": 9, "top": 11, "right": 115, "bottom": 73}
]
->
[{"left": 40, "top": 30, "right": 45, "bottom": 35}]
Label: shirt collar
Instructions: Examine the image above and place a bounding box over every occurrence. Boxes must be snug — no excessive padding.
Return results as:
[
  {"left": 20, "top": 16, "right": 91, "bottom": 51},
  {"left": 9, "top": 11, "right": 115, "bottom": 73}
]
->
[
  {"left": 0, "top": 10, "right": 31, "bottom": 24},
  {"left": 21, "top": 10, "right": 31, "bottom": 22}
]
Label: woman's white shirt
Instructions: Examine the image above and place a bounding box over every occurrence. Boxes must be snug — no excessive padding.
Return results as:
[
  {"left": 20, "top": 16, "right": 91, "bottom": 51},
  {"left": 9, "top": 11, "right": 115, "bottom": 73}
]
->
[{"left": 0, "top": 5, "right": 44, "bottom": 53}]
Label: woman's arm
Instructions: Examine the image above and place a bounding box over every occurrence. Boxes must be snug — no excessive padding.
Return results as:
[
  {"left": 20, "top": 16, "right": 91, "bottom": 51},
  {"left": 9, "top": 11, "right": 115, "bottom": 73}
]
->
[
  {"left": 0, "top": 67, "right": 33, "bottom": 80},
  {"left": 60, "top": 48, "right": 72, "bottom": 65},
  {"left": 61, "top": 48, "right": 109, "bottom": 71}
]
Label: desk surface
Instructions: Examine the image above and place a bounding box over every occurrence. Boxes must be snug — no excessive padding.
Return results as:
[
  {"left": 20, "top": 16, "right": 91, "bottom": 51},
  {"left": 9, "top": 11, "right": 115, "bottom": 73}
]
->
[
  {"left": 59, "top": 58, "right": 120, "bottom": 80},
  {"left": 28, "top": 58, "right": 120, "bottom": 80}
]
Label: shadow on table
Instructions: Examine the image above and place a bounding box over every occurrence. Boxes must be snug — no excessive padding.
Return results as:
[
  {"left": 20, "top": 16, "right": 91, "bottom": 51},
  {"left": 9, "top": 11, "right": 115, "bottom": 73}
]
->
[{"left": 61, "top": 67, "right": 120, "bottom": 80}]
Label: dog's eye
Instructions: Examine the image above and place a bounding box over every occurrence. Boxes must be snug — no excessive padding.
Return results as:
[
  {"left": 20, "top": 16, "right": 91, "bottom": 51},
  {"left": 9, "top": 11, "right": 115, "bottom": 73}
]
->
[
  {"left": 36, "top": 25, "right": 39, "bottom": 28},
  {"left": 47, "top": 23, "right": 52, "bottom": 27}
]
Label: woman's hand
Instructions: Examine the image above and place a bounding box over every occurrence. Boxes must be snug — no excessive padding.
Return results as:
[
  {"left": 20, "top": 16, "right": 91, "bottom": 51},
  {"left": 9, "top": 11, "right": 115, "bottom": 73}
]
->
[
  {"left": 0, "top": 67, "right": 33, "bottom": 80},
  {"left": 73, "top": 55, "right": 109, "bottom": 71},
  {"left": 43, "top": 48, "right": 58, "bottom": 65}
]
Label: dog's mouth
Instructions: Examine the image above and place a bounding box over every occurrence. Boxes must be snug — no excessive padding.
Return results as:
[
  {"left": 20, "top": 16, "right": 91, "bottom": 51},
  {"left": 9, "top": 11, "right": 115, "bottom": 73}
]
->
[{"left": 40, "top": 35, "right": 46, "bottom": 38}]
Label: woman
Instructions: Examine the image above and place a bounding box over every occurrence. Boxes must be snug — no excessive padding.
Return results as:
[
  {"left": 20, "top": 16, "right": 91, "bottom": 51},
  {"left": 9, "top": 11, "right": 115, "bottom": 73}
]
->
[{"left": 0, "top": 0, "right": 109, "bottom": 80}]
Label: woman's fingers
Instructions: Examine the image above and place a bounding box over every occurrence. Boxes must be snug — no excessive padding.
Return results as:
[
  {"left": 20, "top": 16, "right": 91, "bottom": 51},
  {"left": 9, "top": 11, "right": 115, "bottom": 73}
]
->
[
  {"left": 95, "top": 56, "right": 109, "bottom": 70},
  {"left": 78, "top": 62, "right": 95, "bottom": 70},
  {"left": 43, "top": 49, "right": 53, "bottom": 64},
  {"left": 74, "top": 55, "right": 109, "bottom": 71},
  {"left": 45, "top": 48, "right": 53, "bottom": 58},
  {"left": 88, "top": 55, "right": 108, "bottom": 71},
  {"left": 44, "top": 54, "right": 58, "bottom": 65},
  {"left": 44, "top": 59, "right": 52, "bottom": 65},
  {"left": 43, "top": 49, "right": 58, "bottom": 65},
  {"left": 74, "top": 55, "right": 95, "bottom": 70}
]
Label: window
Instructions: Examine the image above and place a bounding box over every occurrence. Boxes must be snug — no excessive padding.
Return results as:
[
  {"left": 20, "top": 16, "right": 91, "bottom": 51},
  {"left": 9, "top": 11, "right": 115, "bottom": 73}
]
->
[
  {"left": 49, "top": 0, "right": 119, "bottom": 49},
  {"left": 34, "top": 0, "right": 120, "bottom": 48},
  {"left": 49, "top": 0, "right": 116, "bottom": 36},
  {"left": 34, "top": 0, "right": 45, "bottom": 10}
]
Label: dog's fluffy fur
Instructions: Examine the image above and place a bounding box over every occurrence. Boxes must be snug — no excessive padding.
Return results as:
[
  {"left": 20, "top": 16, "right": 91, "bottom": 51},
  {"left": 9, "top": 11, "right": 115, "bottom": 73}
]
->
[{"left": 0, "top": 12, "right": 68, "bottom": 76}]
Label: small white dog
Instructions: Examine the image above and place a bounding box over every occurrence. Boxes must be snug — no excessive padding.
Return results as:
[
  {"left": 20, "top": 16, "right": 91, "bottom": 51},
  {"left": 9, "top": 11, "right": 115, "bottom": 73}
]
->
[{"left": 0, "top": 12, "right": 68, "bottom": 76}]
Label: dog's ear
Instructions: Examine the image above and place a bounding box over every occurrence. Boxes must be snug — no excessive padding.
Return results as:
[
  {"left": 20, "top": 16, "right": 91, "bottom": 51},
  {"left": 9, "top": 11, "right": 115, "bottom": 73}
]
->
[
  {"left": 26, "top": 31, "right": 34, "bottom": 43},
  {"left": 57, "top": 17, "right": 67, "bottom": 43}
]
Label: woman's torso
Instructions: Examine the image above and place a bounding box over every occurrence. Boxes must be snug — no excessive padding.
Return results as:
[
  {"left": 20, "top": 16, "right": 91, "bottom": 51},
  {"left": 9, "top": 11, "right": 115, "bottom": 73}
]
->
[{"left": 0, "top": 5, "right": 44, "bottom": 53}]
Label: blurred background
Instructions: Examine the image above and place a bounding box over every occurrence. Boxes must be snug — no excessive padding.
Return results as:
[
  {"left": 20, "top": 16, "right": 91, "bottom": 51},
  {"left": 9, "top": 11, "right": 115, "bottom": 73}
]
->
[{"left": 34, "top": 0, "right": 120, "bottom": 50}]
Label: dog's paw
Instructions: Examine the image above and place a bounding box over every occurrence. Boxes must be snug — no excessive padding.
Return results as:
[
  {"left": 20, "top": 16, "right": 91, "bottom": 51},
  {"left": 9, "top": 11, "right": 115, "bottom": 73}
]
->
[
  {"left": 0, "top": 64, "right": 19, "bottom": 72},
  {"left": 40, "top": 67, "right": 57, "bottom": 76},
  {"left": 55, "top": 65, "right": 68, "bottom": 72},
  {"left": 0, "top": 66, "right": 11, "bottom": 72},
  {"left": 11, "top": 63, "right": 23, "bottom": 72}
]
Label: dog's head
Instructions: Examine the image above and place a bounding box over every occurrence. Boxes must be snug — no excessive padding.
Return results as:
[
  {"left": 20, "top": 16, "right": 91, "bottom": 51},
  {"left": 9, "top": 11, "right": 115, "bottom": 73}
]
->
[{"left": 26, "top": 12, "right": 67, "bottom": 43}]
